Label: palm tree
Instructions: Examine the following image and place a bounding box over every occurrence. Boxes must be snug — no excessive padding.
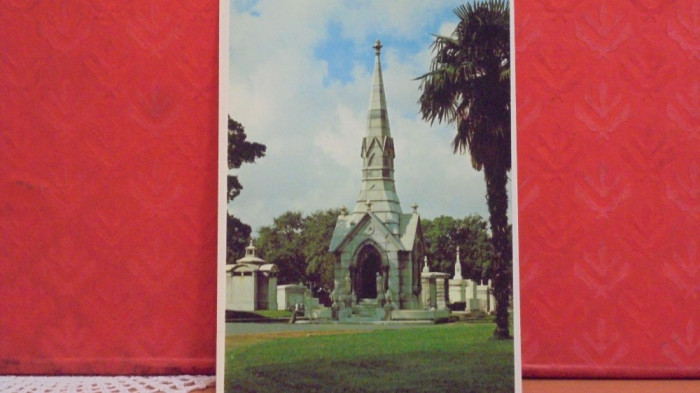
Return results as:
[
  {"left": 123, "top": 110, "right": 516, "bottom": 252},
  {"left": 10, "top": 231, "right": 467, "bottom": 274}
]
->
[{"left": 417, "top": 0, "right": 511, "bottom": 339}]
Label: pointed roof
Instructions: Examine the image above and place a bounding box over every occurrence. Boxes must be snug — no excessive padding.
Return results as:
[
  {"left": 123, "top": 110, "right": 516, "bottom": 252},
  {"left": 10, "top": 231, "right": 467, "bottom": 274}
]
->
[
  {"left": 367, "top": 39, "right": 390, "bottom": 138},
  {"left": 328, "top": 211, "right": 406, "bottom": 253},
  {"left": 398, "top": 212, "right": 421, "bottom": 250},
  {"left": 352, "top": 39, "right": 403, "bottom": 233}
]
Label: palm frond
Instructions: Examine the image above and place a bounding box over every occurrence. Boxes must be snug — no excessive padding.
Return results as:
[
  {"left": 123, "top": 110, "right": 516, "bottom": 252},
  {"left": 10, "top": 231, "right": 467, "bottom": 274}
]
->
[{"left": 417, "top": 0, "right": 510, "bottom": 170}]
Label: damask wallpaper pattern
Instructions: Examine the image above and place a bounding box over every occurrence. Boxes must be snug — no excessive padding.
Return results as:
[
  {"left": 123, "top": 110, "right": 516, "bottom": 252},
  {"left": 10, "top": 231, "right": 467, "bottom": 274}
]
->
[
  {"left": 0, "top": 0, "right": 697, "bottom": 378},
  {"left": 0, "top": 1, "right": 218, "bottom": 374},
  {"left": 517, "top": 0, "right": 698, "bottom": 378}
]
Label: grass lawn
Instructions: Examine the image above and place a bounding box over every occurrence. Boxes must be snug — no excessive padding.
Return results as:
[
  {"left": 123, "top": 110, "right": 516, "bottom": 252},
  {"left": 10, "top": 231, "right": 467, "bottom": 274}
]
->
[{"left": 225, "top": 322, "right": 514, "bottom": 393}]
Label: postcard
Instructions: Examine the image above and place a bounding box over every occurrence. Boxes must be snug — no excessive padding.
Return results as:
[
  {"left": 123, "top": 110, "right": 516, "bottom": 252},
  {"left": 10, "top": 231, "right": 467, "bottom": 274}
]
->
[{"left": 219, "top": 1, "right": 520, "bottom": 392}]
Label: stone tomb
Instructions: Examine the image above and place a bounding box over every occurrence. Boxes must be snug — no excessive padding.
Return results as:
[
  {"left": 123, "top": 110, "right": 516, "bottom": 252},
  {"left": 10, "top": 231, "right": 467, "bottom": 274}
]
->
[
  {"left": 448, "top": 279, "right": 496, "bottom": 313},
  {"left": 447, "top": 248, "right": 496, "bottom": 313},
  {"left": 419, "top": 257, "right": 450, "bottom": 310},
  {"left": 277, "top": 283, "right": 320, "bottom": 311},
  {"left": 226, "top": 241, "right": 278, "bottom": 311},
  {"left": 326, "top": 41, "right": 448, "bottom": 323}
]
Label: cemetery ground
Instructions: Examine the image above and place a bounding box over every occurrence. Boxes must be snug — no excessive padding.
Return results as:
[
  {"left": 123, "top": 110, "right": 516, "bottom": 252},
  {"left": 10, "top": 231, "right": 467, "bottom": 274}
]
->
[{"left": 225, "top": 318, "right": 514, "bottom": 393}]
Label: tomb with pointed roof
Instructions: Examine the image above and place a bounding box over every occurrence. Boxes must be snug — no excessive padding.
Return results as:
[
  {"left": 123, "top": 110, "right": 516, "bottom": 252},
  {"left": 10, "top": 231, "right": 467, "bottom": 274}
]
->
[{"left": 328, "top": 41, "right": 428, "bottom": 317}]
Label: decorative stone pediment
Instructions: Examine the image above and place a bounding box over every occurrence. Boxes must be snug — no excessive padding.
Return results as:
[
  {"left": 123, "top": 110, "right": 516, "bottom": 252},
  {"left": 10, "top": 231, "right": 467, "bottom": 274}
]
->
[{"left": 329, "top": 212, "right": 405, "bottom": 254}]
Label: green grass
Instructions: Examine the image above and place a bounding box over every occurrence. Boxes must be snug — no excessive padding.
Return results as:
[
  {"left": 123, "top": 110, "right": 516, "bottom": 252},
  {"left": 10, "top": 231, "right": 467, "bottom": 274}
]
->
[{"left": 225, "top": 323, "right": 514, "bottom": 393}]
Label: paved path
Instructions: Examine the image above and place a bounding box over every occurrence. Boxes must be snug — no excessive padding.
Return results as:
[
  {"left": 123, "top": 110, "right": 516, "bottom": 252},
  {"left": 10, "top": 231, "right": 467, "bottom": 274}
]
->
[{"left": 226, "top": 321, "right": 434, "bottom": 336}]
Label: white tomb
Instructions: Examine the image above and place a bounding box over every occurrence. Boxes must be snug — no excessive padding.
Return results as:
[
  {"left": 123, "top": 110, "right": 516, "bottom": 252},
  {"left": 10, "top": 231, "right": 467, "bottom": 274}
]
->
[
  {"left": 226, "top": 241, "right": 278, "bottom": 311},
  {"left": 277, "top": 283, "right": 320, "bottom": 311},
  {"left": 447, "top": 247, "right": 496, "bottom": 314},
  {"left": 420, "top": 257, "right": 450, "bottom": 310}
]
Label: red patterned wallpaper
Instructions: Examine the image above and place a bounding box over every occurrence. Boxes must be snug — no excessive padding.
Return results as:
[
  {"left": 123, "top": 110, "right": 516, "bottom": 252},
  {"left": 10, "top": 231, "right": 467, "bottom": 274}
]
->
[
  {"left": 517, "top": 0, "right": 699, "bottom": 378},
  {"left": 0, "top": 1, "right": 218, "bottom": 374},
  {"left": 0, "top": 0, "right": 697, "bottom": 378}
]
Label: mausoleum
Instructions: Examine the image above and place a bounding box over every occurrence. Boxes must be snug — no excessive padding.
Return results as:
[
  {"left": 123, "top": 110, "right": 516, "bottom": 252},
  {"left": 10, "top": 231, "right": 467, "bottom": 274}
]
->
[
  {"left": 328, "top": 41, "right": 435, "bottom": 321},
  {"left": 277, "top": 283, "right": 320, "bottom": 311},
  {"left": 447, "top": 247, "right": 496, "bottom": 314},
  {"left": 226, "top": 241, "right": 278, "bottom": 311}
]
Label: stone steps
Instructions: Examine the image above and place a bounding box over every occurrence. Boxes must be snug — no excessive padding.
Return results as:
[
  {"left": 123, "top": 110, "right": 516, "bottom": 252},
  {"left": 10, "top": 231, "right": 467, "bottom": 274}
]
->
[{"left": 351, "top": 299, "right": 382, "bottom": 319}]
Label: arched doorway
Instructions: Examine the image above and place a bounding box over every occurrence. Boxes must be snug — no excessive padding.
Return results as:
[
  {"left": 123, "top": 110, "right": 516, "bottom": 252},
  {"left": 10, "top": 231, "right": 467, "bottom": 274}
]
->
[{"left": 355, "top": 245, "right": 382, "bottom": 300}]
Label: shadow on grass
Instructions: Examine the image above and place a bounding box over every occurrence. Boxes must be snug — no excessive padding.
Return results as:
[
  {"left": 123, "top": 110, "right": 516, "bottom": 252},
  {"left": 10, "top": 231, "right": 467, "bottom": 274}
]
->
[
  {"left": 227, "top": 350, "right": 513, "bottom": 393},
  {"left": 226, "top": 310, "right": 292, "bottom": 322},
  {"left": 225, "top": 324, "right": 514, "bottom": 393}
]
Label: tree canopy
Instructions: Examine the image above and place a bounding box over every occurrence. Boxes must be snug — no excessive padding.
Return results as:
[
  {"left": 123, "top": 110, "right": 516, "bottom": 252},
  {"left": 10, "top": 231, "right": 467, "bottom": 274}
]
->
[
  {"left": 227, "top": 116, "right": 266, "bottom": 263},
  {"left": 255, "top": 209, "right": 341, "bottom": 304},
  {"left": 422, "top": 215, "right": 494, "bottom": 281}
]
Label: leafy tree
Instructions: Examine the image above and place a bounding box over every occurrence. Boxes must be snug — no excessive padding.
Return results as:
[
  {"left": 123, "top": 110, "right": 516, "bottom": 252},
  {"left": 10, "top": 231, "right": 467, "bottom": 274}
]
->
[
  {"left": 227, "top": 215, "right": 252, "bottom": 263},
  {"left": 301, "top": 208, "right": 342, "bottom": 303},
  {"left": 227, "top": 116, "right": 266, "bottom": 263},
  {"left": 256, "top": 209, "right": 341, "bottom": 305},
  {"left": 256, "top": 211, "right": 306, "bottom": 285},
  {"left": 422, "top": 215, "right": 494, "bottom": 281},
  {"left": 417, "top": 1, "right": 512, "bottom": 339}
]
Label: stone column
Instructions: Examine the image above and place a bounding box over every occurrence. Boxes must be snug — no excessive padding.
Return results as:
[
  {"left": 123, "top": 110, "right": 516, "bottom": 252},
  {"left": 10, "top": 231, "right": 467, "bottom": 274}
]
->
[
  {"left": 387, "top": 252, "right": 399, "bottom": 306},
  {"left": 436, "top": 278, "right": 445, "bottom": 309},
  {"left": 429, "top": 278, "right": 437, "bottom": 309},
  {"left": 470, "top": 279, "right": 480, "bottom": 312},
  {"left": 420, "top": 275, "right": 430, "bottom": 309},
  {"left": 268, "top": 274, "right": 278, "bottom": 311}
]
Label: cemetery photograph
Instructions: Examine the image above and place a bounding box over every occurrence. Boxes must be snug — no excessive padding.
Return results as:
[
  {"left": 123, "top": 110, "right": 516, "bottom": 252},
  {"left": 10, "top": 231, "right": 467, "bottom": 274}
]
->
[{"left": 224, "top": 1, "right": 515, "bottom": 392}]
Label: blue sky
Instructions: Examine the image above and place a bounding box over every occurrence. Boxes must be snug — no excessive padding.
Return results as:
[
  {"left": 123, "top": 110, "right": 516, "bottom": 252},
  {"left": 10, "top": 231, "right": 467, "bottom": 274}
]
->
[{"left": 227, "top": 0, "right": 509, "bottom": 233}]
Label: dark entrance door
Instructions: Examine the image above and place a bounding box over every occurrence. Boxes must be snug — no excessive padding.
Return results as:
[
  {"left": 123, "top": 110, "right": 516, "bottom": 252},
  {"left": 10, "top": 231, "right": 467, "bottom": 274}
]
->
[{"left": 356, "top": 245, "right": 381, "bottom": 300}]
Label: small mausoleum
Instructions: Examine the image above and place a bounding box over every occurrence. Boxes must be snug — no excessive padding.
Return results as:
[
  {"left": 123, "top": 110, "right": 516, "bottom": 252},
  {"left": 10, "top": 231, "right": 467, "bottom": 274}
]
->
[
  {"left": 421, "top": 257, "right": 450, "bottom": 310},
  {"left": 277, "top": 283, "right": 320, "bottom": 311},
  {"left": 226, "top": 241, "right": 278, "bottom": 311},
  {"left": 329, "top": 41, "right": 444, "bottom": 321},
  {"left": 447, "top": 247, "right": 496, "bottom": 314}
]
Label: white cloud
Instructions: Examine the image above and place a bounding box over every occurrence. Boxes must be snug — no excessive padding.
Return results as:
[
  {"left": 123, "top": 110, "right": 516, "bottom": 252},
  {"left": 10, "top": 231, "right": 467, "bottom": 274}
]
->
[
  {"left": 438, "top": 20, "right": 459, "bottom": 37},
  {"left": 313, "top": 104, "right": 365, "bottom": 171}
]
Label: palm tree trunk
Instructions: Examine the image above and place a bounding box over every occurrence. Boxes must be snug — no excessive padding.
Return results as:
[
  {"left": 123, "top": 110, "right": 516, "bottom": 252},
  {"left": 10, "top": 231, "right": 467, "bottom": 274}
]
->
[{"left": 484, "top": 161, "right": 511, "bottom": 339}]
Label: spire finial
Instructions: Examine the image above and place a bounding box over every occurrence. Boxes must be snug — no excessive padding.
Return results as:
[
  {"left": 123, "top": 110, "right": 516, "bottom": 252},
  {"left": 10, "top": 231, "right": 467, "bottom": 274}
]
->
[
  {"left": 373, "top": 39, "right": 382, "bottom": 55},
  {"left": 246, "top": 238, "right": 256, "bottom": 257}
]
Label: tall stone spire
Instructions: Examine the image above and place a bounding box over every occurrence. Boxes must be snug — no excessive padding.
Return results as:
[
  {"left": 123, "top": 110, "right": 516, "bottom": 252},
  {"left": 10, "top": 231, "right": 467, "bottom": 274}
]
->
[
  {"left": 353, "top": 40, "right": 403, "bottom": 234},
  {"left": 367, "top": 39, "right": 389, "bottom": 138}
]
